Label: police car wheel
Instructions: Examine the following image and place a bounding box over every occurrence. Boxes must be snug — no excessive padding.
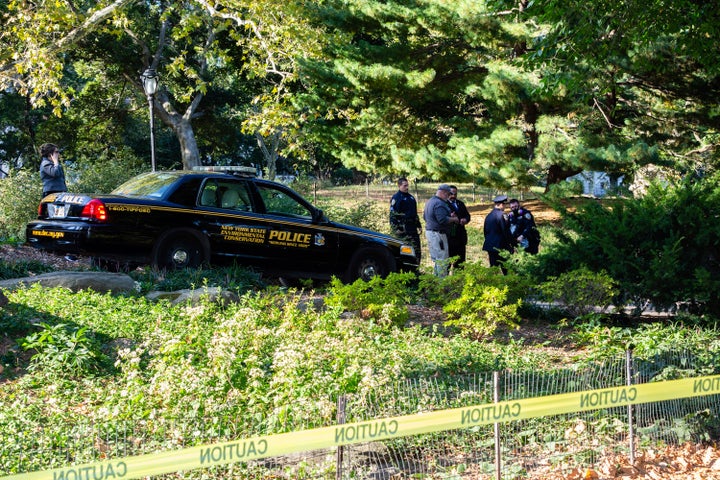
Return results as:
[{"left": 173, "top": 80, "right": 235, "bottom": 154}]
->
[
  {"left": 346, "top": 248, "right": 396, "bottom": 282},
  {"left": 153, "top": 231, "right": 206, "bottom": 270}
]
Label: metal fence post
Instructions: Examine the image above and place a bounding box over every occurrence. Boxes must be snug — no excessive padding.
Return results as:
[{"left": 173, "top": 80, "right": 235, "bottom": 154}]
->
[
  {"left": 626, "top": 349, "right": 635, "bottom": 466},
  {"left": 494, "top": 371, "right": 501, "bottom": 480},
  {"left": 336, "top": 394, "right": 347, "bottom": 480}
]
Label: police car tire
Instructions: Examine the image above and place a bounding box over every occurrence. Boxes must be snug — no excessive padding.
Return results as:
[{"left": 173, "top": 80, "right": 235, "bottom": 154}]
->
[
  {"left": 346, "top": 247, "right": 396, "bottom": 282},
  {"left": 152, "top": 229, "right": 209, "bottom": 270}
]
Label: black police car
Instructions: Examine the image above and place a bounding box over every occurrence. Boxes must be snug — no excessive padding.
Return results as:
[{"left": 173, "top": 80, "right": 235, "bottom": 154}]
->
[{"left": 26, "top": 167, "right": 419, "bottom": 282}]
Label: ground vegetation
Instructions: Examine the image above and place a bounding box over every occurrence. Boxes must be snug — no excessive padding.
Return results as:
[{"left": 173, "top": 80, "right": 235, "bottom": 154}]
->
[{"left": 1, "top": 191, "right": 719, "bottom": 478}]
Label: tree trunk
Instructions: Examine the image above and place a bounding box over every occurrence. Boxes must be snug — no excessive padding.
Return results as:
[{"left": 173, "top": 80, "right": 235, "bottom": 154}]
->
[
  {"left": 174, "top": 119, "right": 201, "bottom": 170},
  {"left": 255, "top": 130, "right": 282, "bottom": 180},
  {"left": 153, "top": 91, "right": 201, "bottom": 170}
]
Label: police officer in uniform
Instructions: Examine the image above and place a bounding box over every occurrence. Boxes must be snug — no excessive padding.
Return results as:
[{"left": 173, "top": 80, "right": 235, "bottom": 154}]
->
[
  {"left": 508, "top": 198, "right": 541, "bottom": 254},
  {"left": 482, "top": 195, "right": 513, "bottom": 273},
  {"left": 390, "top": 177, "right": 421, "bottom": 262}
]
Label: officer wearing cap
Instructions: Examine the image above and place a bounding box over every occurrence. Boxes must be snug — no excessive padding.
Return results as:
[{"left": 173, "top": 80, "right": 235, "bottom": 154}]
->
[
  {"left": 423, "top": 184, "right": 460, "bottom": 277},
  {"left": 482, "top": 194, "right": 513, "bottom": 273}
]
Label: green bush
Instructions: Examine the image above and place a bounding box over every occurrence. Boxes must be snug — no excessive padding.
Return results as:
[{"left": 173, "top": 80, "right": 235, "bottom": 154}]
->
[
  {"left": 534, "top": 177, "right": 720, "bottom": 317},
  {"left": 546, "top": 179, "right": 584, "bottom": 198},
  {"left": 318, "top": 199, "right": 391, "bottom": 234},
  {"left": 21, "top": 322, "right": 106, "bottom": 377},
  {"left": 538, "top": 267, "right": 618, "bottom": 319},
  {"left": 324, "top": 272, "right": 416, "bottom": 326},
  {"left": 0, "top": 169, "right": 42, "bottom": 241},
  {"left": 415, "top": 263, "right": 530, "bottom": 338},
  {"left": 443, "top": 280, "right": 521, "bottom": 339},
  {"left": 418, "top": 262, "right": 530, "bottom": 308},
  {"left": 350, "top": 263, "right": 529, "bottom": 337},
  {"left": 70, "top": 148, "right": 145, "bottom": 194}
]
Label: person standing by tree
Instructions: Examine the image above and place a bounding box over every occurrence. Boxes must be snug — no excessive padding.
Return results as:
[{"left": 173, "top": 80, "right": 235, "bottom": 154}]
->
[
  {"left": 39, "top": 143, "right": 67, "bottom": 198},
  {"left": 508, "top": 198, "right": 541, "bottom": 254},
  {"left": 423, "top": 184, "right": 460, "bottom": 277},
  {"left": 447, "top": 185, "right": 471, "bottom": 267},
  {"left": 389, "top": 177, "right": 421, "bottom": 263},
  {"left": 482, "top": 195, "right": 513, "bottom": 274}
]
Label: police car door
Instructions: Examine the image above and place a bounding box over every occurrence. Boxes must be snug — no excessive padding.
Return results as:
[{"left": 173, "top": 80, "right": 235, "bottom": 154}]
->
[
  {"left": 197, "top": 178, "right": 267, "bottom": 265},
  {"left": 254, "top": 182, "right": 338, "bottom": 275}
]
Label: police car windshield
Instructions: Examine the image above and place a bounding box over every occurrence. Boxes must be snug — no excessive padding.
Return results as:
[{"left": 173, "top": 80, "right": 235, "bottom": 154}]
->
[{"left": 112, "top": 172, "right": 180, "bottom": 198}]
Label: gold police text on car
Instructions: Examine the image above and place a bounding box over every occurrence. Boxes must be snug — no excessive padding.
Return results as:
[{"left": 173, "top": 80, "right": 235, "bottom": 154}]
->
[
  {"left": 221, "top": 225, "right": 266, "bottom": 244},
  {"left": 268, "top": 230, "right": 315, "bottom": 249},
  {"left": 31, "top": 230, "right": 64, "bottom": 239}
]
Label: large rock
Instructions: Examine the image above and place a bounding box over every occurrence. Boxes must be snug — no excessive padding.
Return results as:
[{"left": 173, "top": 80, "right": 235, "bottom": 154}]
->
[{"left": 0, "top": 271, "right": 136, "bottom": 294}]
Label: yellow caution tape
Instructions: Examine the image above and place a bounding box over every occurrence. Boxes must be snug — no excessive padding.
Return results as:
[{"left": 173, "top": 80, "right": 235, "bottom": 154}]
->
[{"left": 4, "top": 374, "right": 720, "bottom": 480}]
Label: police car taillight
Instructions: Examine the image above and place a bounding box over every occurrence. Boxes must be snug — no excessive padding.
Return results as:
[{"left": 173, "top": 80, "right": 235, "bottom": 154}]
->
[{"left": 80, "top": 199, "right": 108, "bottom": 221}]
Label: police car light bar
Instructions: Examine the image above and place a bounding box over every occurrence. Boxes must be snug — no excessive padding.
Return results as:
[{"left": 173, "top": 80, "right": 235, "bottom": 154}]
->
[{"left": 192, "top": 166, "right": 257, "bottom": 176}]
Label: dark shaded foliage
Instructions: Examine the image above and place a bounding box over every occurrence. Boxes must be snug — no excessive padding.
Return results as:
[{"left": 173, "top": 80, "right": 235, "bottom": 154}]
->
[{"left": 533, "top": 177, "right": 720, "bottom": 316}]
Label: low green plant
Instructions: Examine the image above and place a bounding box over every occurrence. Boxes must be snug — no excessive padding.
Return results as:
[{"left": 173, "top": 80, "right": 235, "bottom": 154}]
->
[
  {"left": 0, "top": 258, "right": 55, "bottom": 280},
  {"left": 538, "top": 267, "right": 618, "bottom": 320},
  {"left": 21, "top": 322, "right": 106, "bottom": 376},
  {"left": 571, "top": 320, "right": 720, "bottom": 361},
  {"left": 418, "top": 262, "right": 530, "bottom": 308},
  {"left": 129, "top": 264, "right": 264, "bottom": 293},
  {"left": 443, "top": 279, "right": 521, "bottom": 339},
  {"left": 69, "top": 148, "right": 145, "bottom": 194},
  {"left": 324, "top": 272, "right": 416, "bottom": 326}
]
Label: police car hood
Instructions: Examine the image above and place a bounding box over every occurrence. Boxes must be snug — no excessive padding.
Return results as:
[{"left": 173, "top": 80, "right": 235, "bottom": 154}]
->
[{"left": 326, "top": 220, "right": 405, "bottom": 246}]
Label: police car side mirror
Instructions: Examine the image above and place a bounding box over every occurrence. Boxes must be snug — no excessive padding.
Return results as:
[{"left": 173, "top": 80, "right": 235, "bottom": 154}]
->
[{"left": 313, "top": 208, "right": 327, "bottom": 223}]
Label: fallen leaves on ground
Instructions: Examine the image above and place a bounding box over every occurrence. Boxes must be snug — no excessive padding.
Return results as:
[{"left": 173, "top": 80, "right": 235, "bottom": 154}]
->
[{"left": 525, "top": 443, "right": 720, "bottom": 479}]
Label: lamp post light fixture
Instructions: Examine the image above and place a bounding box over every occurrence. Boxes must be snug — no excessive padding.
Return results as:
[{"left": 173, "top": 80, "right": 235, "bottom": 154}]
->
[{"left": 140, "top": 68, "right": 159, "bottom": 172}]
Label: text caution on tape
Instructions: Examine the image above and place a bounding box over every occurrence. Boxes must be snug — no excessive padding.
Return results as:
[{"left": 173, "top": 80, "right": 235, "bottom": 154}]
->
[{"left": 4, "top": 375, "right": 719, "bottom": 480}]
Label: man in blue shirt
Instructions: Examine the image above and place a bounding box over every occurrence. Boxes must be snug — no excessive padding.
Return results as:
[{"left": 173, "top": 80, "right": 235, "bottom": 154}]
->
[{"left": 423, "top": 184, "right": 460, "bottom": 277}]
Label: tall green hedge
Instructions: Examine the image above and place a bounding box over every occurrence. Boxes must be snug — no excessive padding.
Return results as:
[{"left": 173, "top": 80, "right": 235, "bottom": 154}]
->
[
  {"left": 535, "top": 176, "right": 720, "bottom": 316},
  {"left": 0, "top": 170, "right": 42, "bottom": 241}
]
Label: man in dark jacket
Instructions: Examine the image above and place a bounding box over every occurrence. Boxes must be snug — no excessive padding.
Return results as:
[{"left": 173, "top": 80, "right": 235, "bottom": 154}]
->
[
  {"left": 508, "top": 198, "right": 541, "bottom": 254},
  {"left": 482, "top": 195, "right": 513, "bottom": 273},
  {"left": 447, "top": 185, "right": 471, "bottom": 267},
  {"left": 389, "top": 177, "right": 421, "bottom": 262}
]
